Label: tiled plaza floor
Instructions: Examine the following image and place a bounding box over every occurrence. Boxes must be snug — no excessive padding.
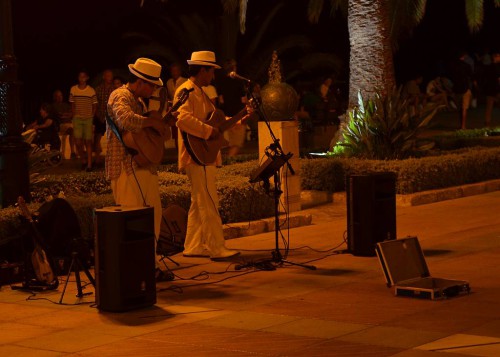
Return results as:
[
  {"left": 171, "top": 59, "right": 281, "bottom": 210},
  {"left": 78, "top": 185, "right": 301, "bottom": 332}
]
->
[{"left": 1, "top": 191, "right": 500, "bottom": 356}]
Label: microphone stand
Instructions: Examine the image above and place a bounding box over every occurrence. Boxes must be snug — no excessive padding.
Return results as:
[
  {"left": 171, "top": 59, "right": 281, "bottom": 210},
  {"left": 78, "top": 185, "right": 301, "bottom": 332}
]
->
[{"left": 242, "top": 85, "right": 315, "bottom": 271}]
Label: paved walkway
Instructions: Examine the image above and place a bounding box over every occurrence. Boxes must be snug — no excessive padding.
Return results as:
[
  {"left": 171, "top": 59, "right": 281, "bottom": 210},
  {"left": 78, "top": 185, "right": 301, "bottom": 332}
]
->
[{"left": 1, "top": 190, "right": 500, "bottom": 356}]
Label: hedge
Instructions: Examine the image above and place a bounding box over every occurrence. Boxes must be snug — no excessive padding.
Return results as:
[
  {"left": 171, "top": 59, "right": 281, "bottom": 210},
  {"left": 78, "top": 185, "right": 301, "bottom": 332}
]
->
[
  {"left": 0, "top": 162, "right": 273, "bottom": 245},
  {"left": 2, "top": 147, "right": 499, "bottom": 248},
  {"left": 300, "top": 147, "right": 500, "bottom": 194}
]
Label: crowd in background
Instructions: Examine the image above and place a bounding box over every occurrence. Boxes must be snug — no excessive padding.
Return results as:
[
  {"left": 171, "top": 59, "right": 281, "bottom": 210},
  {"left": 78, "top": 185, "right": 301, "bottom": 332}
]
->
[
  {"left": 400, "top": 48, "right": 500, "bottom": 130},
  {"left": 23, "top": 59, "right": 261, "bottom": 170},
  {"left": 23, "top": 48, "right": 500, "bottom": 169}
]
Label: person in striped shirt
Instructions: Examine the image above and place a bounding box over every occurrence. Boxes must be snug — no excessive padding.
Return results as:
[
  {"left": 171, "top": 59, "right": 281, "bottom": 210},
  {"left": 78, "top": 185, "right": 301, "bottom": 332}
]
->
[{"left": 69, "top": 70, "right": 97, "bottom": 171}]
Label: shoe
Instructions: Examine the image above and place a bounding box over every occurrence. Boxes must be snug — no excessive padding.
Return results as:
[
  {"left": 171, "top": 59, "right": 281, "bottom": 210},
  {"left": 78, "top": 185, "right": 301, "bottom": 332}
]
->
[
  {"left": 183, "top": 249, "right": 210, "bottom": 258},
  {"left": 155, "top": 268, "right": 174, "bottom": 282},
  {"left": 211, "top": 249, "right": 240, "bottom": 260}
]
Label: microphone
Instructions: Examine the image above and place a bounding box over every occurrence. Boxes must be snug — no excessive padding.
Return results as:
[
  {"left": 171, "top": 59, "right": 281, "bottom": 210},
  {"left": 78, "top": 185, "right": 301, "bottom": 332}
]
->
[{"left": 229, "top": 71, "right": 253, "bottom": 83}]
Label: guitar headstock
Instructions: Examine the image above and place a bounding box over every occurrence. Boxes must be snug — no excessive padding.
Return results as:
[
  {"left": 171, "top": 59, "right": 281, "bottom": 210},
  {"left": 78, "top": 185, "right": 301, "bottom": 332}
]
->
[
  {"left": 17, "top": 196, "right": 33, "bottom": 222},
  {"left": 246, "top": 98, "right": 259, "bottom": 114},
  {"left": 173, "top": 88, "right": 194, "bottom": 110}
]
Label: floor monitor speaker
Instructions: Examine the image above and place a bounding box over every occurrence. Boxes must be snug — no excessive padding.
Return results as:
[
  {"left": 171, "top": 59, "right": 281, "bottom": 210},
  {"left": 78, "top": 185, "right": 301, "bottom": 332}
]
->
[
  {"left": 346, "top": 172, "right": 396, "bottom": 256},
  {"left": 94, "top": 206, "right": 156, "bottom": 312}
]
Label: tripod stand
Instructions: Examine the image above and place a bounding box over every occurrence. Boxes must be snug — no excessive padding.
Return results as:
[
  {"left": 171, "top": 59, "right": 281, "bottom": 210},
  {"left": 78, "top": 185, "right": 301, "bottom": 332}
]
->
[
  {"left": 262, "top": 165, "right": 316, "bottom": 270},
  {"left": 242, "top": 142, "right": 316, "bottom": 270},
  {"left": 59, "top": 249, "right": 95, "bottom": 303}
]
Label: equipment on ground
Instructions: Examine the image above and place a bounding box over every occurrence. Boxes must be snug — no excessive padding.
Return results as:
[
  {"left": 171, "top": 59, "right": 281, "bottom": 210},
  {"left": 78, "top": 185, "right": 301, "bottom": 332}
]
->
[
  {"left": 346, "top": 172, "right": 396, "bottom": 256},
  {"left": 94, "top": 206, "right": 156, "bottom": 312},
  {"left": 376, "top": 236, "right": 470, "bottom": 300}
]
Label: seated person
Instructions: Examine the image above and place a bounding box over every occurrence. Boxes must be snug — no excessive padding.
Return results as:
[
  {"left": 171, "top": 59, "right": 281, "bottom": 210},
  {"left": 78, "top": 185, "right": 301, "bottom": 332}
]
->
[
  {"left": 426, "top": 76, "right": 450, "bottom": 109},
  {"left": 26, "top": 103, "right": 61, "bottom": 150},
  {"left": 402, "top": 74, "right": 427, "bottom": 115},
  {"left": 52, "top": 89, "right": 75, "bottom": 157}
]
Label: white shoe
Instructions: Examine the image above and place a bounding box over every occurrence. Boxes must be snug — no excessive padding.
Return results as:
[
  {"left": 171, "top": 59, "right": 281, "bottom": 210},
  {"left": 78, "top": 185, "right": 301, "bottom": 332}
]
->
[{"left": 211, "top": 249, "right": 240, "bottom": 260}]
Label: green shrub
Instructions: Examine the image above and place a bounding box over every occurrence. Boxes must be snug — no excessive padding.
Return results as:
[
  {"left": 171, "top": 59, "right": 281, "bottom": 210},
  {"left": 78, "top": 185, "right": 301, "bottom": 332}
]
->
[
  {"left": 1, "top": 165, "right": 274, "bottom": 245},
  {"left": 332, "top": 88, "right": 440, "bottom": 159},
  {"left": 216, "top": 174, "right": 274, "bottom": 223},
  {"left": 430, "top": 127, "right": 500, "bottom": 150},
  {"left": 300, "top": 147, "right": 500, "bottom": 194},
  {"left": 217, "top": 160, "right": 260, "bottom": 178}
]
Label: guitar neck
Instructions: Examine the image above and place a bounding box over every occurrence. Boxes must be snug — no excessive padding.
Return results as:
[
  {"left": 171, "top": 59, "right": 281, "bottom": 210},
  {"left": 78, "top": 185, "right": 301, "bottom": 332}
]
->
[
  {"left": 218, "top": 108, "right": 248, "bottom": 133},
  {"left": 161, "top": 105, "right": 177, "bottom": 123},
  {"left": 162, "top": 88, "right": 194, "bottom": 122}
]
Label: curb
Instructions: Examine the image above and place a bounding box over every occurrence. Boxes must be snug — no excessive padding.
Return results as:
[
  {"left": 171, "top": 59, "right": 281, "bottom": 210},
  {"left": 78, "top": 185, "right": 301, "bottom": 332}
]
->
[
  {"left": 223, "top": 180, "right": 500, "bottom": 240},
  {"left": 223, "top": 213, "right": 313, "bottom": 240},
  {"left": 395, "top": 179, "right": 500, "bottom": 207},
  {"left": 329, "top": 179, "right": 500, "bottom": 207}
]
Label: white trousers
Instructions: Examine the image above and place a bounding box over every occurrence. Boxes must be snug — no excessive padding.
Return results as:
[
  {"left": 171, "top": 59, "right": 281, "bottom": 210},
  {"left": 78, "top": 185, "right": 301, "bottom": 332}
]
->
[
  {"left": 111, "top": 167, "right": 162, "bottom": 267},
  {"left": 184, "top": 165, "right": 226, "bottom": 255}
]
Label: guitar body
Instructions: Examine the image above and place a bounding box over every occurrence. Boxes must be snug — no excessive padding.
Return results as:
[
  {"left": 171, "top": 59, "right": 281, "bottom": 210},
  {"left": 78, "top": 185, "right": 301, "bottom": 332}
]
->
[
  {"left": 182, "top": 104, "right": 255, "bottom": 166},
  {"left": 17, "top": 196, "right": 57, "bottom": 286},
  {"left": 31, "top": 247, "right": 56, "bottom": 284},
  {"left": 119, "top": 88, "right": 193, "bottom": 167},
  {"left": 122, "top": 126, "right": 165, "bottom": 166},
  {"left": 182, "top": 110, "right": 230, "bottom": 166}
]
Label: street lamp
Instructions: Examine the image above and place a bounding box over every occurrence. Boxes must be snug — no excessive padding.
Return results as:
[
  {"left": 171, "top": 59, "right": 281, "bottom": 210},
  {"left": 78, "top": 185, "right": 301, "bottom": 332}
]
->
[{"left": 0, "top": 0, "right": 30, "bottom": 207}]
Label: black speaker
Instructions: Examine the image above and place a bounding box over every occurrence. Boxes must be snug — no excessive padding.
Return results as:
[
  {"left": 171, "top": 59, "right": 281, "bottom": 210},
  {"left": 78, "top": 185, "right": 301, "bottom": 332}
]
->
[
  {"left": 94, "top": 206, "right": 156, "bottom": 312},
  {"left": 346, "top": 172, "right": 396, "bottom": 256}
]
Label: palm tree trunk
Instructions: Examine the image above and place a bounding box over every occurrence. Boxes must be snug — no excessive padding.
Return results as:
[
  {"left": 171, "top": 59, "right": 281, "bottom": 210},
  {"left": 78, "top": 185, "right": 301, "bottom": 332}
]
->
[{"left": 348, "top": 0, "right": 395, "bottom": 107}]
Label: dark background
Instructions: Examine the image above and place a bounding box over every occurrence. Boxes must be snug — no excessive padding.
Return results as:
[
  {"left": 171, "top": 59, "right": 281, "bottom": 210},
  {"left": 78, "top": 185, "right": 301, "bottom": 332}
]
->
[{"left": 11, "top": 0, "right": 500, "bottom": 123}]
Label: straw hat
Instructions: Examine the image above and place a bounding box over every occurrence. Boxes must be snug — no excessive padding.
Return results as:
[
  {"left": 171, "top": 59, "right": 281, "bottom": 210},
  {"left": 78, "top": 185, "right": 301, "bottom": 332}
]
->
[
  {"left": 128, "top": 58, "right": 163, "bottom": 86},
  {"left": 186, "top": 51, "right": 221, "bottom": 69}
]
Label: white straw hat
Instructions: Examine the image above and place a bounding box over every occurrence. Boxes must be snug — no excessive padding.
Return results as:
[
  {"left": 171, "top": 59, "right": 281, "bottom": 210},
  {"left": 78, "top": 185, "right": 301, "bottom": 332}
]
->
[
  {"left": 187, "top": 51, "right": 221, "bottom": 69},
  {"left": 128, "top": 58, "right": 163, "bottom": 86}
]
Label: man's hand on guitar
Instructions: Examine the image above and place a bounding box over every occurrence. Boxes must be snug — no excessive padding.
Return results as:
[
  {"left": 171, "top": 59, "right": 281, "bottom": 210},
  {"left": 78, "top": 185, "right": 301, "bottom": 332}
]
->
[
  {"left": 209, "top": 127, "right": 221, "bottom": 139},
  {"left": 240, "top": 99, "right": 258, "bottom": 125},
  {"left": 144, "top": 111, "right": 167, "bottom": 135},
  {"left": 165, "top": 111, "right": 179, "bottom": 127}
]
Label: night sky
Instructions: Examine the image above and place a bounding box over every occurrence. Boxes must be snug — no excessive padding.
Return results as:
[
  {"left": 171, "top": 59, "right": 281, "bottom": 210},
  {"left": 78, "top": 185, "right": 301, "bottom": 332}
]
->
[{"left": 11, "top": 0, "right": 500, "bottom": 122}]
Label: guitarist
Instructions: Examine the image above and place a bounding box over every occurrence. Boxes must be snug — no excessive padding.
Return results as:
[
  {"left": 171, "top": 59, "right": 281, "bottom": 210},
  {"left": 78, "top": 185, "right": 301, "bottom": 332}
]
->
[
  {"left": 105, "top": 57, "right": 176, "bottom": 281},
  {"left": 175, "top": 51, "right": 252, "bottom": 260}
]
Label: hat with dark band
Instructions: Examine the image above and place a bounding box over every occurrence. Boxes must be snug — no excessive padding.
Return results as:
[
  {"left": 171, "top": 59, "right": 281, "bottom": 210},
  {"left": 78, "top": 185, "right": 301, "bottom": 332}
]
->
[
  {"left": 187, "top": 51, "right": 221, "bottom": 69},
  {"left": 128, "top": 58, "right": 163, "bottom": 86}
]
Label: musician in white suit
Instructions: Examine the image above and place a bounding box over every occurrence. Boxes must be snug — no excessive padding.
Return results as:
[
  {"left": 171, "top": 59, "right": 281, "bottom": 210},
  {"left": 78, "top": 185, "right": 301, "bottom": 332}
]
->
[{"left": 175, "top": 51, "right": 251, "bottom": 260}]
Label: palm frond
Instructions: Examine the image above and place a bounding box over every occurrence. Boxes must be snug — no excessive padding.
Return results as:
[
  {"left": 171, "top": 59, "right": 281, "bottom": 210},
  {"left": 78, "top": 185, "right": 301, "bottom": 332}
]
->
[
  {"left": 221, "top": 0, "right": 239, "bottom": 13},
  {"left": 308, "top": 0, "right": 324, "bottom": 24},
  {"left": 329, "top": 0, "right": 347, "bottom": 16},
  {"left": 389, "top": 0, "right": 427, "bottom": 51},
  {"left": 239, "top": 0, "right": 248, "bottom": 34},
  {"left": 465, "top": 0, "right": 484, "bottom": 33},
  {"left": 243, "top": 1, "right": 284, "bottom": 57}
]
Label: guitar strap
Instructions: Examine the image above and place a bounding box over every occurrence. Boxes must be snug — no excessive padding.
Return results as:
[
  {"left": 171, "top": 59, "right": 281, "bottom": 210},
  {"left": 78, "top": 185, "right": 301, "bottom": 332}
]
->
[
  {"left": 105, "top": 112, "right": 139, "bottom": 156},
  {"left": 179, "top": 82, "right": 215, "bottom": 166}
]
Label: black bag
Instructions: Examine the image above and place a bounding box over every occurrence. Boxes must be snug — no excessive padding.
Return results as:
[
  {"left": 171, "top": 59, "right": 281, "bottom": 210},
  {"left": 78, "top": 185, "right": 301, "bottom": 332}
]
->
[
  {"left": 157, "top": 205, "right": 187, "bottom": 256},
  {"left": 36, "top": 198, "right": 92, "bottom": 274}
]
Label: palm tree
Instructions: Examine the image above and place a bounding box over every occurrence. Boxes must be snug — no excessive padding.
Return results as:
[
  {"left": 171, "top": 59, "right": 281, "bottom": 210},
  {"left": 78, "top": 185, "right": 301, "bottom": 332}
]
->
[
  {"left": 306, "top": 0, "right": 499, "bottom": 107},
  {"left": 346, "top": 0, "right": 395, "bottom": 106},
  {"left": 142, "top": 0, "right": 498, "bottom": 106},
  {"left": 131, "top": 1, "right": 344, "bottom": 85}
]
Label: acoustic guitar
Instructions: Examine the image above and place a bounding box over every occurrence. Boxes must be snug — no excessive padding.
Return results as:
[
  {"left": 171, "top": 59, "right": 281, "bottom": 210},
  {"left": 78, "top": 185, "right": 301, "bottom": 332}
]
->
[
  {"left": 181, "top": 102, "right": 255, "bottom": 166},
  {"left": 17, "top": 196, "right": 57, "bottom": 286},
  {"left": 122, "top": 87, "right": 193, "bottom": 166}
]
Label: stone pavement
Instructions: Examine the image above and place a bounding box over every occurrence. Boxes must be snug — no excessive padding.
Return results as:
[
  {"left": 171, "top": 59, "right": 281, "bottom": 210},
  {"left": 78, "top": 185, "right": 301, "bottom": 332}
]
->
[{"left": 1, "top": 190, "right": 500, "bottom": 356}]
